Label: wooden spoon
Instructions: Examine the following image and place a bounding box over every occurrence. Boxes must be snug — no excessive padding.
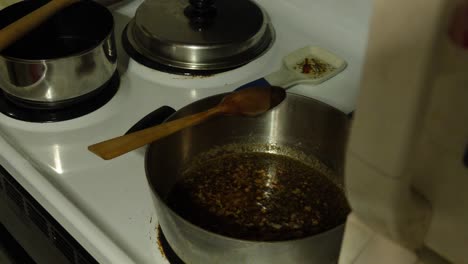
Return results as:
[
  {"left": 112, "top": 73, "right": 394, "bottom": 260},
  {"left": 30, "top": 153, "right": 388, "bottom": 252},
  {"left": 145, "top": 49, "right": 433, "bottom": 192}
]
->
[
  {"left": 88, "top": 86, "right": 286, "bottom": 160},
  {"left": 0, "top": 0, "right": 78, "bottom": 52}
]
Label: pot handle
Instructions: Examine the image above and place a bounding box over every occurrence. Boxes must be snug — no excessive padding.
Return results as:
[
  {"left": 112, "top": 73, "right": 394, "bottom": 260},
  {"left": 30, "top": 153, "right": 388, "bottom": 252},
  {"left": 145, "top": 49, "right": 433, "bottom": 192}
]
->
[
  {"left": 125, "top": 106, "right": 176, "bottom": 135},
  {"left": 235, "top": 77, "right": 271, "bottom": 91},
  {"left": 234, "top": 70, "right": 298, "bottom": 91}
]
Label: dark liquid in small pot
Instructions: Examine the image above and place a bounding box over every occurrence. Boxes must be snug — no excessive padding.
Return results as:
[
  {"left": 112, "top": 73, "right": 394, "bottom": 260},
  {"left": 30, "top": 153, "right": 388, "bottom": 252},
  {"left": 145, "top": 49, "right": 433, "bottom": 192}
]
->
[{"left": 167, "top": 152, "right": 350, "bottom": 241}]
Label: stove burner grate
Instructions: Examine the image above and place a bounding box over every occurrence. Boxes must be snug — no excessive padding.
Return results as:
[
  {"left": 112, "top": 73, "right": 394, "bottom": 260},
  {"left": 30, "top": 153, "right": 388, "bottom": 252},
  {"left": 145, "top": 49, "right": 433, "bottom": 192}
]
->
[{"left": 0, "top": 71, "right": 119, "bottom": 123}]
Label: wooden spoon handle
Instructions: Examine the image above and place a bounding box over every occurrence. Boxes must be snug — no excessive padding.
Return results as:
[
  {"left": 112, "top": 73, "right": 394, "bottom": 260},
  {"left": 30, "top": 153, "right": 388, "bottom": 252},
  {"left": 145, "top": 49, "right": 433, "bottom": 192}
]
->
[
  {"left": 88, "top": 106, "right": 224, "bottom": 160},
  {"left": 0, "top": 0, "right": 78, "bottom": 52}
]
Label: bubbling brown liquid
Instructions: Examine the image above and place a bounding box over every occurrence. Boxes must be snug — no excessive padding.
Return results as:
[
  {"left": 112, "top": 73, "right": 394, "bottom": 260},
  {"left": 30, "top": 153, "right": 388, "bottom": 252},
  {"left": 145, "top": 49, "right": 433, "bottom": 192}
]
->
[{"left": 167, "top": 152, "right": 350, "bottom": 241}]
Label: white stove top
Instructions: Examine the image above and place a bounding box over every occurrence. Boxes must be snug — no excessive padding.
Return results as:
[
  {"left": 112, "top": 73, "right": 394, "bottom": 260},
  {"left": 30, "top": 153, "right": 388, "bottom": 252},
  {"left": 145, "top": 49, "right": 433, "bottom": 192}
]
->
[{"left": 0, "top": 0, "right": 371, "bottom": 263}]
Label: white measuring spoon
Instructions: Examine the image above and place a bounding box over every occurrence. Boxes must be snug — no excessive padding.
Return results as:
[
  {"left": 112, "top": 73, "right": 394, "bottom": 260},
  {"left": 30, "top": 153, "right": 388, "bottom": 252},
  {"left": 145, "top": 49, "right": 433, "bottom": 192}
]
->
[{"left": 236, "top": 46, "right": 347, "bottom": 90}]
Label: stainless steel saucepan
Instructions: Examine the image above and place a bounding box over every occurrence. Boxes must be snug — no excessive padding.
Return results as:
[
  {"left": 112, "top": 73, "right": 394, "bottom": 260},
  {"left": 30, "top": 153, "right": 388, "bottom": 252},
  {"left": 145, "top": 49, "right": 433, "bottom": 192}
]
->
[
  {"left": 0, "top": 0, "right": 116, "bottom": 108},
  {"left": 145, "top": 92, "right": 350, "bottom": 263}
]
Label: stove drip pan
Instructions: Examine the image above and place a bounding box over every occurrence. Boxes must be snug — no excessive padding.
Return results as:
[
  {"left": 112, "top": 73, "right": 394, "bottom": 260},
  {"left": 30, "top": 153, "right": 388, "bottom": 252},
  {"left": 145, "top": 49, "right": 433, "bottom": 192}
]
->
[{"left": 0, "top": 71, "right": 119, "bottom": 122}]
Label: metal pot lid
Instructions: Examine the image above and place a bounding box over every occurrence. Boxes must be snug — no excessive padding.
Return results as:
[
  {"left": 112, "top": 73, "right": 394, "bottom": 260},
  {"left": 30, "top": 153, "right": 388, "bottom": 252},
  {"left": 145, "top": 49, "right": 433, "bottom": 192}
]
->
[{"left": 125, "top": 0, "right": 274, "bottom": 71}]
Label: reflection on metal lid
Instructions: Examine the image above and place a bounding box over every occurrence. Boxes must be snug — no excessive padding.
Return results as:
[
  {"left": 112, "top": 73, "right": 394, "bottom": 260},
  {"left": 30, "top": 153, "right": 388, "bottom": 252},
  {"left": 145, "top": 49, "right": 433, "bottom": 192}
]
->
[{"left": 124, "top": 0, "right": 275, "bottom": 72}]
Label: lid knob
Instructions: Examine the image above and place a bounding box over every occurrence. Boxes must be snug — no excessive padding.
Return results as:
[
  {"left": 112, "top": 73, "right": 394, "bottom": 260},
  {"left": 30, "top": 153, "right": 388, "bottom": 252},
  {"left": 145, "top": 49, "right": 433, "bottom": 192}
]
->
[{"left": 184, "top": 0, "right": 217, "bottom": 30}]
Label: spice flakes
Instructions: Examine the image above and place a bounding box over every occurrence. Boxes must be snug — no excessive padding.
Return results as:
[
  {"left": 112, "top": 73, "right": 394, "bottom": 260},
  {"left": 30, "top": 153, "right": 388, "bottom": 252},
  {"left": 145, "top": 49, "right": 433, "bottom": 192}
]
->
[
  {"left": 166, "top": 152, "right": 350, "bottom": 241},
  {"left": 293, "top": 57, "right": 335, "bottom": 78}
]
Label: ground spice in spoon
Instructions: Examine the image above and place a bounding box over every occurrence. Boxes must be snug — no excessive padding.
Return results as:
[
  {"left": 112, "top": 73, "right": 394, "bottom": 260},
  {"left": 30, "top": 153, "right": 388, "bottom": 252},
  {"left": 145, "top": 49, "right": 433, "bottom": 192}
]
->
[{"left": 294, "top": 57, "right": 335, "bottom": 78}]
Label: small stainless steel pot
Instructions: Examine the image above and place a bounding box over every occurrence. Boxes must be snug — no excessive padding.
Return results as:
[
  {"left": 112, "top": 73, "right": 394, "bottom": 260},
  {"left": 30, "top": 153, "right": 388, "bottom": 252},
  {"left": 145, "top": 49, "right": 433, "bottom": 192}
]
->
[
  {"left": 145, "top": 93, "right": 350, "bottom": 263},
  {"left": 0, "top": 0, "right": 117, "bottom": 107}
]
